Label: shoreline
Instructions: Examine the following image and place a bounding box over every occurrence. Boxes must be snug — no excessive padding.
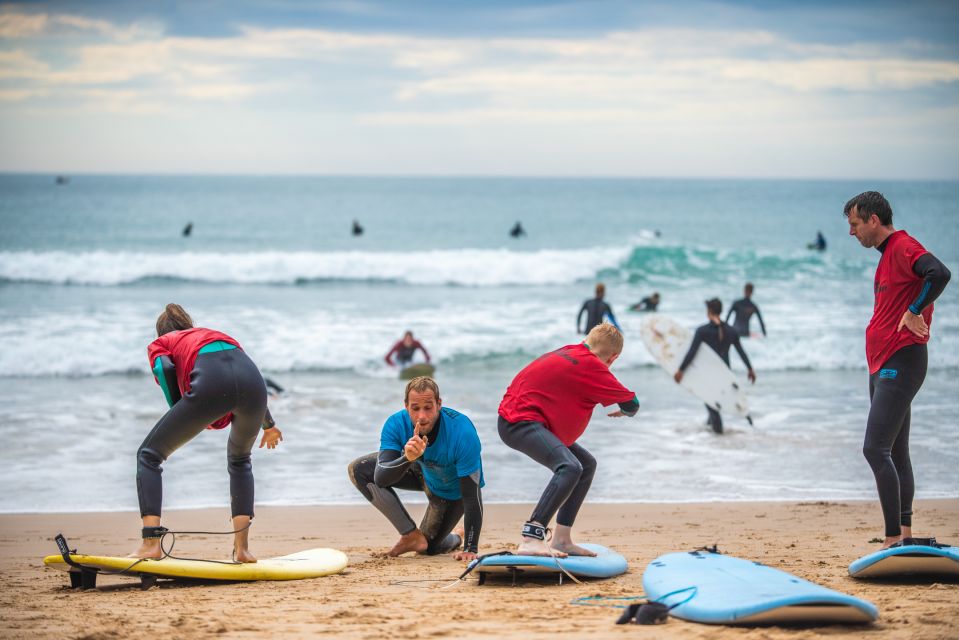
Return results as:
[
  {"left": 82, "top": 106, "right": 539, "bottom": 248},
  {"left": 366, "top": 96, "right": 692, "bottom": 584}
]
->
[{"left": 3, "top": 499, "right": 957, "bottom": 639}]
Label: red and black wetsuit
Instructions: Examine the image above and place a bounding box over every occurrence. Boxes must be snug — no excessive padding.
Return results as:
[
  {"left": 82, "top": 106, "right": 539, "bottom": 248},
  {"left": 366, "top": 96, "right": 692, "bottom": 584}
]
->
[
  {"left": 139, "top": 328, "right": 270, "bottom": 519},
  {"left": 862, "top": 230, "right": 950, "bottom": 538}
]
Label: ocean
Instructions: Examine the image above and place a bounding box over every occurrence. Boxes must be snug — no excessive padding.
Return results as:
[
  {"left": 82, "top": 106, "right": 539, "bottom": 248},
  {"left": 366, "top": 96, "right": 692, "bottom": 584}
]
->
[{"left": 1, "top": 175, "right": 956, "bottom": 513}]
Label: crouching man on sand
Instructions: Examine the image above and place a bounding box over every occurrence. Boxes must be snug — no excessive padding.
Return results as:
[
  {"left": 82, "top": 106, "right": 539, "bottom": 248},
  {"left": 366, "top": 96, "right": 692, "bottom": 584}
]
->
[
  {"left": 498, "top": 323, "right": 639, "bottom": 557},
  {"left": 347, "top": 376, "right": 484, "bottom": 561}
]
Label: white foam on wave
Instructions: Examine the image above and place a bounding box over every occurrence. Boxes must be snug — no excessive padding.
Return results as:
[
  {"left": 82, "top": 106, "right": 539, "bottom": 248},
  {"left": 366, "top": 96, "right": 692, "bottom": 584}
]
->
[{"left": 0, "top": 247, "right": 633, "bottom": 287}]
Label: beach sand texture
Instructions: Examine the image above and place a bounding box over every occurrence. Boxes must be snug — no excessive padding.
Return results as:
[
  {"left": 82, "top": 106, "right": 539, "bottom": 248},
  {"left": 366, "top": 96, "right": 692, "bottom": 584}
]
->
[{"left": 2, "top": 500, "right": 957, "bottom": 639}]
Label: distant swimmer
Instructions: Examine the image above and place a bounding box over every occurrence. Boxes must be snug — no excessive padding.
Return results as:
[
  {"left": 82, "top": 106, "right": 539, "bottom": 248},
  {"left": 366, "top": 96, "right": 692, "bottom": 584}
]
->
[
  {"left": 844, "top": 191, "right": 951, "bottom": 550},
  {"left": 264, "top": 377, "right": 284, "bottom": 396},
  {"left": 630, "top": 292, "right": 660, "bottom": 312},
  {"left": 182, "top": 222, "right": 193, "bottom": 237},
  {"left": 55, "top": 175, "right": 69, "bottom": 185},
  {"left": 132, "top": 304, "right": 283, "bottom": 562},
  {"left": 498, "top": 323, "right": 639, "bottom": 557},
  {"left": 509, "top": 221, "right": 526, "bottom": 238},
  {"left": 352, "top": 219, "right": 364, "bottom": 236},
  {"left": 675, "top": 298, "right": 755, "bottom": 434},
  {"left": 385, "top": 330, "right": 431, "bottom": 368},
  {"left": 807, "top": 230, "right": 827, "bottom": 251},
  {"left": 577, "top": 283, "right": 621, "bottom": 334},
  {"left": 726, "top": 282, "right": 767, "bottom": 338},
  {"left": 347, "top": 376, "right": 484, "bottom": 560}
]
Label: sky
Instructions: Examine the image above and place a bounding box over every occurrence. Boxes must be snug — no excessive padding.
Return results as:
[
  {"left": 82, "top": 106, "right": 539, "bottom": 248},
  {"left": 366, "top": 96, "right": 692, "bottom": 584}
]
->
[{"left": 1, "top": 0, "right": 958, "bottom": 178}]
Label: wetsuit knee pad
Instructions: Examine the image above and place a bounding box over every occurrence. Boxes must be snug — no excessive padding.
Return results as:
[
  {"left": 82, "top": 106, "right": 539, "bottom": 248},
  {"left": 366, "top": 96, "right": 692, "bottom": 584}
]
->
[
  {"left": 227, "top": 454, "right": 252, "bottom": 473},
  {"left": 137, "top": 447, "right": 165, "bottom": 470},
  {"left": 556, "top": 458, "right": 584, "bottom": 479}
]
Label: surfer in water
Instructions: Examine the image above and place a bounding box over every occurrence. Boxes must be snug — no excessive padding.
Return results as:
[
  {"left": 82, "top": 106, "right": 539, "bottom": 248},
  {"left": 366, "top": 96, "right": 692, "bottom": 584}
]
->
[
  {"left": 630, "top": 292, "right": 660, "bottom": 312},
  {"left": 498, "top": 323, "right": 639, "bottom": 557},
  {"left": 385, "top": 330, "right": 431, "bottom": 368},
  {"left": 726, "top": 283, "right": 766, "bottom": 338},
  {"left": 578, "top": 283, "right": 621, "bottom": 334},
  {"left": 347, "top": 377, "right": 484, "bottom": 561},
  {"left": 844, "top": 191, "right": 951, "bottom": 549},
  {"left": 675, "top": 298, "right": 756, "bottom": 434},
  {"left": 132, "top": 304, "right": 283, "bottom": 562}
]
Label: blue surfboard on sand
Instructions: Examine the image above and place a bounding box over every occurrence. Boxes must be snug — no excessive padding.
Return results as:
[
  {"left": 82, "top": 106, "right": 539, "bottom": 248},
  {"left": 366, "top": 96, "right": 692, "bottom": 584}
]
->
[
  {"left": 473, "top": 543, "right": 626, "bottom": 584},
  {"left": 849, "top": 542, "right": 959, "bottom": 579},
  {"left": 643, "top": 550, "right": 878, "bottom": 625}
]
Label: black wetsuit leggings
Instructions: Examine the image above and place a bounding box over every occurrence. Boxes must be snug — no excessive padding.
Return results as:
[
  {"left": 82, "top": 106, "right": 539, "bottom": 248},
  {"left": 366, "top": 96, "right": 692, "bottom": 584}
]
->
[
  {"left": 347, "top": 453, "right": 462, "bottom": 554},
  {"left": 864, "top": 343, "right": 927, "bottom": 538},
  {"left": 497, "top": 417, "right": 596, "bottom": 529},
  {"left": 137, "top": 349, "right": 267, "bottom": 518}
]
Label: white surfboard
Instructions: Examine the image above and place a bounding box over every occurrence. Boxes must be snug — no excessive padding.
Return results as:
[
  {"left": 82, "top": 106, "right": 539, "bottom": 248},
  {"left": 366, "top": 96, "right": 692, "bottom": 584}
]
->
[{"left": 640, "top": 314, "right": 750, "bottom": 419}]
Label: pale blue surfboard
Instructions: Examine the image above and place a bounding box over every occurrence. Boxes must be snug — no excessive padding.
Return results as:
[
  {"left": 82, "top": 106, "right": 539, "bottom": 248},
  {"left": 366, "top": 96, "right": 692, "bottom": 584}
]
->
[
  {"left": 849, "top": 543, "right": 959, "bottom": 579},
  {"left": 643, "top": 550, "right": 878, "bottom": 625},
  {"left": 474, "top": 543, "right": 626, "bottom": 582}
]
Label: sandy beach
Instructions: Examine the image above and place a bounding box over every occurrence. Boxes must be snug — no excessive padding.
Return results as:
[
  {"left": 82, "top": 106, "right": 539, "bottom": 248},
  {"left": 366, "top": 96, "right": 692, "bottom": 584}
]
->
[{"left": 1, "top": 499, "right": 956, "bottom": 639}]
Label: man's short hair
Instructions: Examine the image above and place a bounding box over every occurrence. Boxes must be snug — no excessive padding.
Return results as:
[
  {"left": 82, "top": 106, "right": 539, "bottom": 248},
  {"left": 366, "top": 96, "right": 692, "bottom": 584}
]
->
[
  {"left": 744, "top": 282, "right": 754, "bottom": 295},
  {"left": 404, "top": 376, "right": 440, "bottom": 404},
  {"left": 705, "top": 298, "right": 723, "bottom": 316},
  {"left": 844, "top": 191, "right": 893, "bottom": 225},
  {"left": 586, "top": 322, "right": 623, "bottom": 358},
  {"left": 595, "top": 283, "right": 605, "bottom": 298}
]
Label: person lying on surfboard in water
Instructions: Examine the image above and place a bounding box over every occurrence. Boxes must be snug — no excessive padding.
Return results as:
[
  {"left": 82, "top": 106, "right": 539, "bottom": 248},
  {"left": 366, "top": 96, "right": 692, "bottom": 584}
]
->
[
  {"left": 347, "top": 376, "right": 484, "bottom": 561},
  {"left": 131, "top": 304, "right": 283, "bottom": 562},
  {"left": 384, "top": 330, "right": 431, "bottom": 368},
  {"left": 498, "top": 323, "right": 639, "bottom": 557}
]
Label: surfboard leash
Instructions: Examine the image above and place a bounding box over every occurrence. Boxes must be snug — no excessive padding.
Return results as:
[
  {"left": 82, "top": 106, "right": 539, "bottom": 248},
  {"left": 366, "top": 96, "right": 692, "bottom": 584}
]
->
[{"left": 153, "top": 521, "right": 254, "bottom": 565}]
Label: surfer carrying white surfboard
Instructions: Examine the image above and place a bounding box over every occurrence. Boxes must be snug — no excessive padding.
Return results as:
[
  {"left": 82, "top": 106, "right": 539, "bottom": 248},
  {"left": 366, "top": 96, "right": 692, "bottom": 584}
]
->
[
  {"left": 133, "top": 304, "right": 283, "bottom": 562},
  {"left": 844, "top": 191, "right": 951, "bottom": 549},
  {"left": 498, "top": 323, "right": 639, "bottom": 558},
  {"left": 674, "top": 298, "right": 756, "bottom": 434},
  {"left": 346, "top": 376, "right": 484, "bottom": 561}
]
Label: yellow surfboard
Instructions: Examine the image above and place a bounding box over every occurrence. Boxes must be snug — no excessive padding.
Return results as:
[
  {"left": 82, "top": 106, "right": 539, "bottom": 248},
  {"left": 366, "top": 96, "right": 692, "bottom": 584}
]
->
[{"left": 44, "top": 547, "right": 348, "bottom": 588}]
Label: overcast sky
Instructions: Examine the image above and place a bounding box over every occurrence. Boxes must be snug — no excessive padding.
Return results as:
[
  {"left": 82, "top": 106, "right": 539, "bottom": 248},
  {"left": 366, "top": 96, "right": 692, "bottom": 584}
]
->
[{"left": 1, "top": 0, "right": 957, "bottom": 178}]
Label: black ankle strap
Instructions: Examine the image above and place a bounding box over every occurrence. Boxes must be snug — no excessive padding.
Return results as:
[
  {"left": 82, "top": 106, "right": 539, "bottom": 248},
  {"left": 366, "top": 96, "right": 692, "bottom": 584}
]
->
[
  {"left": 522, "top": 522, "right": 546, "bottom": 541},
  {"left": 142, "top": 526, "right": 169, "bottom": 539}
]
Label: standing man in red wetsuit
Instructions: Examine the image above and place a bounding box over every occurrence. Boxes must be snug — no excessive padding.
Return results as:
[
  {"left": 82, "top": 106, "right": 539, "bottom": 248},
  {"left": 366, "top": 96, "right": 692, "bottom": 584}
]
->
[
  {"left": 498, "top": 323, "right": 639, "bottom": 557},
  {"left": 844, "top": 191, "right": 951, "bottom": 549}
]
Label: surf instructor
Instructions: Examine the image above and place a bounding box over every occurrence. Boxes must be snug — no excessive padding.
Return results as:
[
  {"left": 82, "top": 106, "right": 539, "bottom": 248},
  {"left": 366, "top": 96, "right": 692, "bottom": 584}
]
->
[
  {"left": 844, "top": 191, "right": 951, "bottom": 549},
  {"left": 132, "top": 304, "right": 283, "bottom": 562},
  {"left": 347, "top": 376, "right": 484, "bottom": 561}
]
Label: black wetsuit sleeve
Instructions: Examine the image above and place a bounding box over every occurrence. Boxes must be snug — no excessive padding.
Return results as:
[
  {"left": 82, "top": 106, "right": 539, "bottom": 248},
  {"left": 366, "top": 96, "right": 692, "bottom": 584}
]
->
[
  {"left": 459, "top": 474, "right": 483, "bottom": 553},
  {"left": 755, "top": 306, "right": 767, "bottom": 336},
  {"left": 261, "top": 407, "right": 276, "bottom": 430},
  {"left": 679, "top": 328, "right": 704, "bottom": 372},
  {"left": 618, "top": 395, "right": 640, "bottom": 416},
  {"left": 909, "top": 253, "right": 952, "bottom": 314},
  {"left": 152, "top": 355, "right": 182, "bottom": 407},
  {"left": 724, "top": 307, "right": 733, "bottom": 323},
  {"left": 577, "top": 302, "right": 587, "bottom": 333},
  {"left": 731, "top": 329, "right": 753, "bottom": 370},
  {"left": 374, "top": 449, "right": 413, "bottom": 487}
]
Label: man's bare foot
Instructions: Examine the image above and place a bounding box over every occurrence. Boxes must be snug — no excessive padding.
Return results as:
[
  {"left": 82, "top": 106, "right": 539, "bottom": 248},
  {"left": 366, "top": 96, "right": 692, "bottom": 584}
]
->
[
  {"left": 879, "top": 535, "right": 902, "bottom": 550},
  {"left": 128, "top": 540, "right": 162, "bottom": 560},
  {"left": 516, "top": 536, "right": 567, "bottom": 558},
  {"left": 550, "top": 542, "right": 597, "bottom": 557},
  {"left": 388, "top": 529, "right": 428, "bottom": 556},
  {"left": 234, "top": 548, "right": 257, "bottom": 563}
]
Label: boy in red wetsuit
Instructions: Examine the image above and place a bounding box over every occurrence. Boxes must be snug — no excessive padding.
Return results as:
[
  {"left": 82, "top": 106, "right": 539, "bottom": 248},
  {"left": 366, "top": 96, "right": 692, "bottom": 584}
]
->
[
  {"left": 498, "top": 323, "right": 639, "bottom": 557},
  {"left": 844, "top": 191, "right": 951, "bottom": 549}
]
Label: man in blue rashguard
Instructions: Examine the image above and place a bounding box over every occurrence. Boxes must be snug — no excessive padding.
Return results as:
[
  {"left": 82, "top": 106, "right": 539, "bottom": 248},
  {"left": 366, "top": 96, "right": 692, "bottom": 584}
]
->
[{"left": 347, "top": 376, "right": 484, "bottom": 561}]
